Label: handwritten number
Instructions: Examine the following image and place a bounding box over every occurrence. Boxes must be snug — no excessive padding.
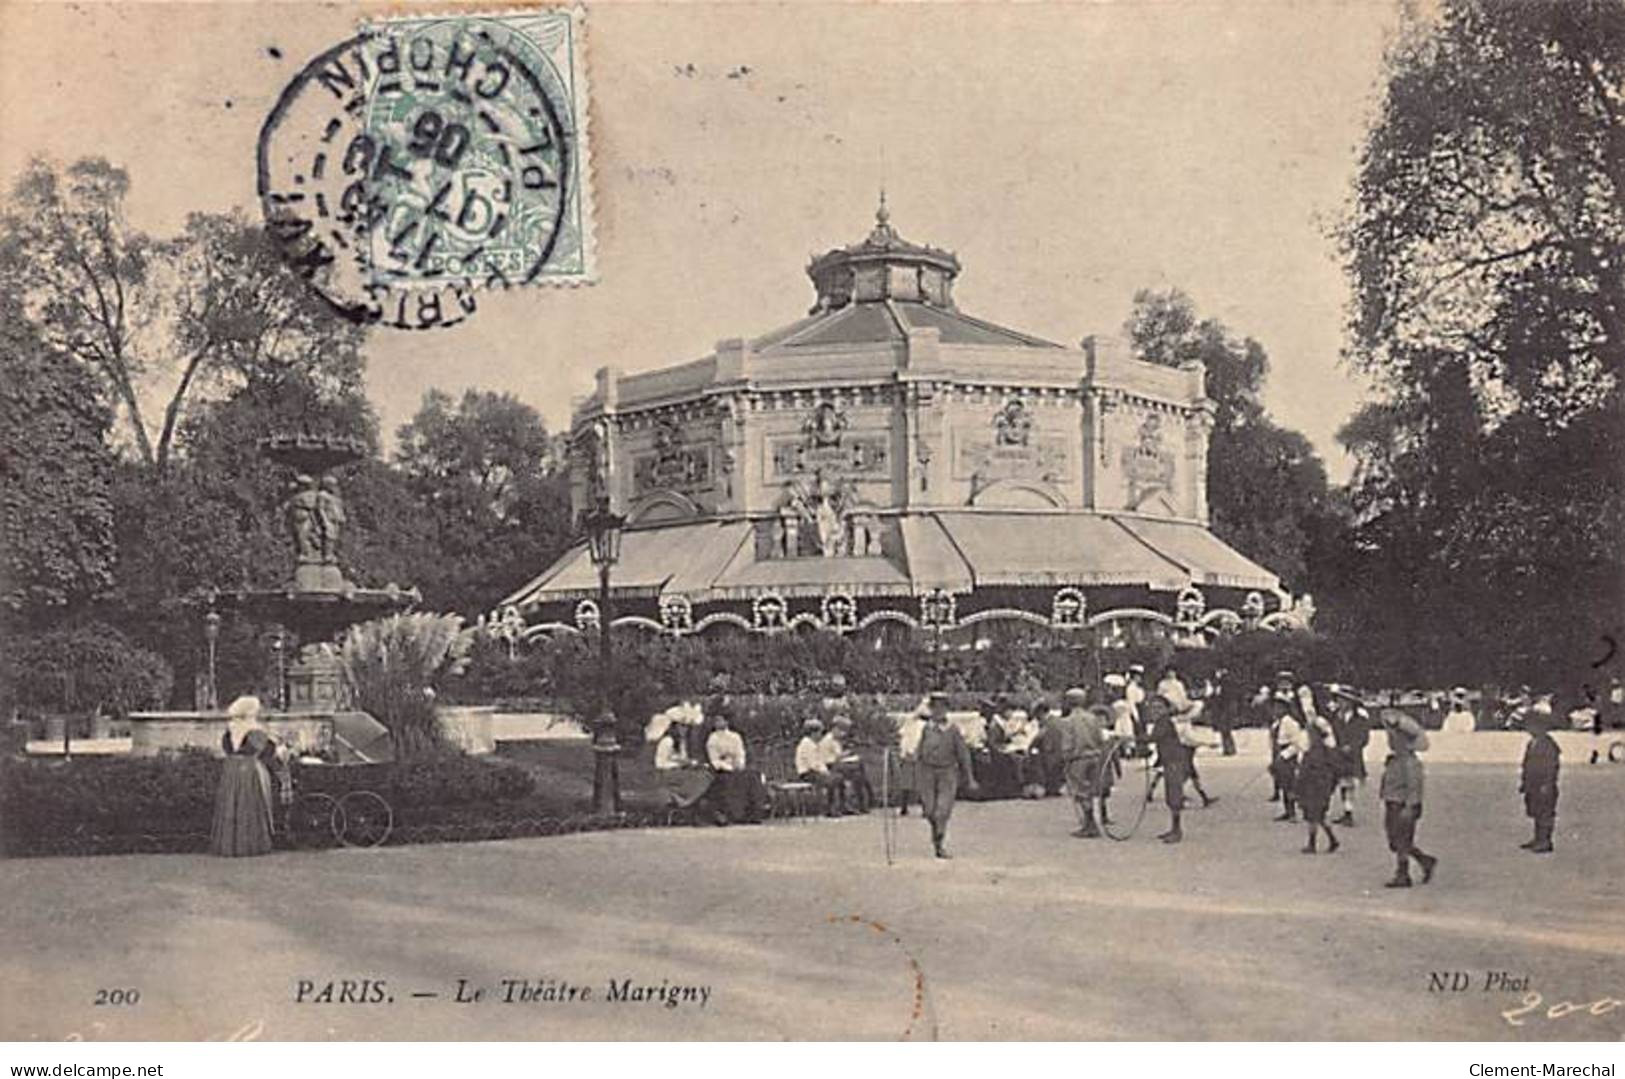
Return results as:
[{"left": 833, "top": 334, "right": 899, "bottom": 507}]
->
[
  {"left": 1502, "top": 991, "right": 1624, "bottom": 1026},
  {"left": 1501, "top": 992, "right": 1541, "bottom": 1027}
]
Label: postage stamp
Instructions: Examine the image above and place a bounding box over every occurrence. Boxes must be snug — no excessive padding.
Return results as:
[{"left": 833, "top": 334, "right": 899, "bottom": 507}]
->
[{"left": 256, "top": 7, "right": 593, "bottom": 330}]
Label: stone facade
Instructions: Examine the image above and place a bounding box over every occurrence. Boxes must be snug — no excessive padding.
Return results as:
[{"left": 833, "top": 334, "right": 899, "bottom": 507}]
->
[{"left": 516, "top": 203, "right": 1281, "bottom": 639}]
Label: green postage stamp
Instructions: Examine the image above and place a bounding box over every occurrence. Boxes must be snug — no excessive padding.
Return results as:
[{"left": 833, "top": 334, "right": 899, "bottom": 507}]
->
[{"left": 258, "top": 7, "right": 594, "bottom": 330}]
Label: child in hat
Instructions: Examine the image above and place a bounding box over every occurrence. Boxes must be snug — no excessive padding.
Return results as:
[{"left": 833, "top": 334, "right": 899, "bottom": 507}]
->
[
  {"left": 1378, "top": 710, "right": 1438, "bottom": 887},
  {"left": 1325, "top": 684, "right": 1370, "bottom": 825},
  {"left": 1296, "top": 705, "right": 1342, "bottom": 855},
  {"left": 1519, "top": 699, "right": 1560, "bottom": 853},
  {"left": 1269, "top": 675, "right": 1306, "bottom": 822}
]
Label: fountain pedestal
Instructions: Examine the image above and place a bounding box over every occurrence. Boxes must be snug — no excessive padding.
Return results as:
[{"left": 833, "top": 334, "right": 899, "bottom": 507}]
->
[{"left": 286, "top": 644, "right": 346, "bottom": 712}]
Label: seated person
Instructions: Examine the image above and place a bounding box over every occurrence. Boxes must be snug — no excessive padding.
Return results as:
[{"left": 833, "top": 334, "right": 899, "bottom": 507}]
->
[
  {"left": 652, "top": 718, "right": 712, "bottom": 809},
  {"left": 796, "top": 717, "right": 847, "bottom": 816},
  {"left": 982, "top": 700, "right": 1030, "bottom": 798},
  {"left": 705, "top": 711, "right": 767, "bottom": 825},
  {"left": 999, "top": 707, "right": 1045, "bottom": 796},
  {"left": 823, "top": 714, "right": 875, "bottom": 813}
]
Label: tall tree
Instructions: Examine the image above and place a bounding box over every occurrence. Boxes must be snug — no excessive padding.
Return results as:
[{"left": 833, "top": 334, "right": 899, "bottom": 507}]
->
[
  {"left": 1336, "top": 0, "right": 1625, "bottom": 688},
  {"left": 0, "top": 159, "right": 367, "bottom": 475},
  {"left": 395, "top": 389, "right": 573, "bottom": 614},
  {"left": 1343, "top": 0, "right": 1625, "bottom": 422},
  {"left": 0, "top": 291, "right": 116, "bottom": 620},
  {"left": 1126, "top": 288, "right": 1337, "bottom": 590}
]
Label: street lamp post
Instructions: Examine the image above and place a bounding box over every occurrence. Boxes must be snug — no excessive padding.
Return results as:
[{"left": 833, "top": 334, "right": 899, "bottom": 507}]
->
[
  {"left": 203, "top": 610, "right": 222, "bottom": 711},
  {"left": 583, "top": 498, "right": 626, "bottom": 817}
]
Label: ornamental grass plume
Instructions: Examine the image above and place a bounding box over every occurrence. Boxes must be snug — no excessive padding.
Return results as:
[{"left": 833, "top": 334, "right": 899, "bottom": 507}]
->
[{"left": 338, "top": 613, "right": 472, "bottom": 759}]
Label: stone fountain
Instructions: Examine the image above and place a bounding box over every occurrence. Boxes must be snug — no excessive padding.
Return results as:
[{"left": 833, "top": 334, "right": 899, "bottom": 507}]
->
[{"left": 129, "top": 433, "right": 420, "bottom": 758}]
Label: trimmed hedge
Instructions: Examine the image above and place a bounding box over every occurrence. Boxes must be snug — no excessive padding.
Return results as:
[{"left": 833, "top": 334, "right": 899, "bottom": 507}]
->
[
  {"left": 441, "top": 626, "right": 1182, "bottom": 724},
  {"left": 0, "top": 750, "right": 538, "bottom": 858},
  {"left": 296, "top": 754, "right": 534, "bottom": 806}
]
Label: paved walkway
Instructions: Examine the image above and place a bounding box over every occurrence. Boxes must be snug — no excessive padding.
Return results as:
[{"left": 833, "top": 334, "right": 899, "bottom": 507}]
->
[{"left": 2, "top": 759, "right": 1621, "bottom": 1040}]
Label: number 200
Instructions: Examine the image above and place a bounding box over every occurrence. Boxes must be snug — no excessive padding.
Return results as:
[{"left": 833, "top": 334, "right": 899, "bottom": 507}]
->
[{"left": 94, "top": 988, "right": 139, "bottom": 1006}]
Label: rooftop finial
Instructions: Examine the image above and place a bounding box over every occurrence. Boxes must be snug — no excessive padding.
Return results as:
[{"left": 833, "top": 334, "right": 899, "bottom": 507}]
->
[{"left": 867, "top": 188, "right": 897, "bottom": 246}]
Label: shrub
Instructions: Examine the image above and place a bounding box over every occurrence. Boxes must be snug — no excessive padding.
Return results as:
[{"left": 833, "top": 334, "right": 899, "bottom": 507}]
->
[
  {"left": 339, "top": 613, "right": 473, "bottom": 759},
  {"left": 295, "top": 752, "right": 534, "bottom": 807},
  {"left": 2, "top": 622, "right": 173, "bottom": 719},
  {"left": 0, "top": 751, "right": 221, "bottom": 856},
  {"left": 0, "top": 750, "right": 538, "bottom": 857},
  {"left": 441, "top": 625, "right": 1191, "bottom": 711}
]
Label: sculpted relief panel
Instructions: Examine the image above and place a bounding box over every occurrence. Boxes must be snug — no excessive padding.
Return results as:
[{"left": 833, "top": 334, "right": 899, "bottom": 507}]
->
[
  {"left": 631, "top": 416, "right": 715, "bottom": 496},
  {"left": 1120, "top": 411, "right": 1178, "bottom": 512},
  {"left": 954, "top": 398, "right": 1072, "bottom": 484},
  {"left": 766, "top": 402, "right": 890, "bottom": 481}
]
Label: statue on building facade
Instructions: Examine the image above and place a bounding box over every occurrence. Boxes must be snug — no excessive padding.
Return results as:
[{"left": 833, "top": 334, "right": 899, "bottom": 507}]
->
[{"left": 813, "top": 472, "right": 844, "bottom": 556}]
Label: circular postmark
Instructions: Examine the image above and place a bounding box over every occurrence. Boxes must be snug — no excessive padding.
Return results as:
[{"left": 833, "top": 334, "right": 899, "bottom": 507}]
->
[{"left": 257, "top": 15, "right": 582, "bottom": 330}]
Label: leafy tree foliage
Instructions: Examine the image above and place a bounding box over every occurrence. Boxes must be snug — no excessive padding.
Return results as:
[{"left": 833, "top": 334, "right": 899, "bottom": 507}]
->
[
  {"left": 0, "top": 159, "right": 366, "bottom": 476},
  {"left": 1125, "top": 288, "right": 1340, "bottom": 590},
  {"left": 1343, "top": 0, "right": 1625, "bottom": 419},
  {"left": 0, "top": 293, "right": 116, "bottom": 618},
  {"left": 1334, "top": 0, "right": 1625, "bottom": 688},
  {"left": 395, "top": 389, "right": 573, "bottom": 615}
]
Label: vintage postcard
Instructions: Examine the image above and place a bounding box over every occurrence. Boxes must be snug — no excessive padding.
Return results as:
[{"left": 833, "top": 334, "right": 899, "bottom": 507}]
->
[{"left": 1, "top": 0, "right": 1621, "bottom": 1050}]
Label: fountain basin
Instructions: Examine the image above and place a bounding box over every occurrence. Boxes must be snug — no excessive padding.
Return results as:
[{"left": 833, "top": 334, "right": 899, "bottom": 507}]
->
[
  {"left": 129, "top": 711, "right": 336, "bottom": 757},
  {"left": 436, "top": 706, "right": 496, "bottom": 755}
]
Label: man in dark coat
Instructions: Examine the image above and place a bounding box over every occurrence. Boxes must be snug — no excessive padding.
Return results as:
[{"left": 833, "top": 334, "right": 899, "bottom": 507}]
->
[
  {"left": 1519, "top": 702, "right": 1561, "bottom": 853},
  {"left": 916, "top": 693, "right": 978, "bottom": 858}
]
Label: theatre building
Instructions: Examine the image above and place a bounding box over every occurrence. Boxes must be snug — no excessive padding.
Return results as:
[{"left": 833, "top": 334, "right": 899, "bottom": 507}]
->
[{"left": 502, "top": 202, "right": 1291, "bottom": 646}]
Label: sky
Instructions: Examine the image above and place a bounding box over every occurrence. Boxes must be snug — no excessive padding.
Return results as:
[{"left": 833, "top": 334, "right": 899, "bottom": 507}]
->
[{"left": 0, "top": 1, "right": 1402, "bottom": 482}]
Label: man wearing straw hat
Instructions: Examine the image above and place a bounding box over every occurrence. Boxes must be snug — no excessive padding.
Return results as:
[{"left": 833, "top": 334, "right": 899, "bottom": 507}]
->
[
  {"left": 1378, "top": 709, "right": 1438, "bottom": 888},
  {"left": 1519, "top": 696, "right": 1561, "bottom": 853},
  {"left": 915, "top": 692, "right": 977, "bottom": 858}
]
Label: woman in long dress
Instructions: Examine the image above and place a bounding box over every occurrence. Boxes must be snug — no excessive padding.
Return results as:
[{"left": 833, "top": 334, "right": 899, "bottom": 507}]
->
[{"left": 212, "top": 727, "right": 275, "bottom": 857}]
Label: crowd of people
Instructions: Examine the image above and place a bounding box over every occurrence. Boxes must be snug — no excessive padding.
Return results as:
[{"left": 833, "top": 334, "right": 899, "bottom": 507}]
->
[
  {"left": 207, "top": 659, "right": 1596, "bottom": 887},
  {"left": 640, "top": 658, "right": 1588, "bottom": 884}
]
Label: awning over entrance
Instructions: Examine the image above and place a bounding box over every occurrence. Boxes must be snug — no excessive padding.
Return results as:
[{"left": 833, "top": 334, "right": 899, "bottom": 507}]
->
[
  {"left": 1113, "top": 516, "right": 1280, "bottom": 592},
  {"left": 506, "top": 511, "right": 1279, "bottom": 612},
  {"left": 897, "top": 515, "right": 975, "bottom": 592},
  {"left": 933, "top": 512, "right": 1189, "bottom": 590},
  {"left": 708, "top": 555, "right": 917, "bottom": 600}
]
